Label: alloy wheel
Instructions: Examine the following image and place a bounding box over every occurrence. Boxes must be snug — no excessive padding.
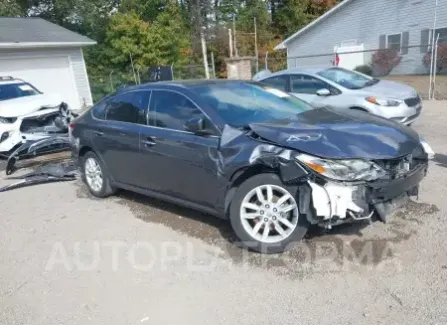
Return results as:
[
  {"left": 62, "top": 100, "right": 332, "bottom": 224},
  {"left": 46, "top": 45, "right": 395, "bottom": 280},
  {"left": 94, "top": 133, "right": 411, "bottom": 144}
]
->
[
  {"left": 85, "top": 157, "right": 103, "bottom": 192},
  {"left": 239, "top": 184, "right": 299, "bottom": 244}
]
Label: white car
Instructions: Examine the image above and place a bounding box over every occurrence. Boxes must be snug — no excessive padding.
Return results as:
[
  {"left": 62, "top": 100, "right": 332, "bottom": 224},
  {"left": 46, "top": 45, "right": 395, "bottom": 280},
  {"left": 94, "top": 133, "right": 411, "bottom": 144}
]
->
[
  {"left": 0, "top": 76, "right": 66, "bottom": 156},
  {"left": 254, "top": 67, "right": 422, "bottom": 126}
]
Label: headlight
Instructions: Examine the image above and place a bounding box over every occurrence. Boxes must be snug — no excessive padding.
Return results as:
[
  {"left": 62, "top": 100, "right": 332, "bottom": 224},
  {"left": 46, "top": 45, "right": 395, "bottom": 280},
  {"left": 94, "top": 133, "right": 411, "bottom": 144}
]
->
[
  {"left": 295, "top": 153, "right": 387, "bottom": 181},
  {"left": 0, "top": 117, "right": 17, "bottom": 124},
  {"left": 366, "top": 97, "right": 402, "bottom": 107}
]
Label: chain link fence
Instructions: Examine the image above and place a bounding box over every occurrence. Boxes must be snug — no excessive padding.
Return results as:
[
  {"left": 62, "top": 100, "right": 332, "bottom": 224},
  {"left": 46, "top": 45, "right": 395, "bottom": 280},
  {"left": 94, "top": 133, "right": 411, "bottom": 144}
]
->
[{"left": 88, "top": 63, "right": 216, "bottom": 103}]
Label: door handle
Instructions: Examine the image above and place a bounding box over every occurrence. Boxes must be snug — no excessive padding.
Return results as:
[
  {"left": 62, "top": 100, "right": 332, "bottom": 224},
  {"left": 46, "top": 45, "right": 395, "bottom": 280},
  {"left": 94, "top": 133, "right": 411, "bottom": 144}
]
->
[
  {"left": 93, "top": 131, "right": 104, "bottom": 136},
  {"left": 141, "top": 137, "right": 156, "bottom": 147}
]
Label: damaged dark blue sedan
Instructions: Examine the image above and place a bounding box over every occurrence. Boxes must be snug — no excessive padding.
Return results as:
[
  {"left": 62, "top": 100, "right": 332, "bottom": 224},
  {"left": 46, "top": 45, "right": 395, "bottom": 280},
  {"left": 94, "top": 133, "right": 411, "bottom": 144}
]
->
[{"left": 70, "top": 80, "right": 432, "bottom": 253}]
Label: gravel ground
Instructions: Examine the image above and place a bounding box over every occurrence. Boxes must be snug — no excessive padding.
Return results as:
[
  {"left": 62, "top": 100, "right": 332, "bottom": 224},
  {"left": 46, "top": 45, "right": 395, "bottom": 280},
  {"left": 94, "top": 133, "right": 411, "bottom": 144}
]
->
[{"left": 1, "top": 101, "right": 447, "bottom": 325}]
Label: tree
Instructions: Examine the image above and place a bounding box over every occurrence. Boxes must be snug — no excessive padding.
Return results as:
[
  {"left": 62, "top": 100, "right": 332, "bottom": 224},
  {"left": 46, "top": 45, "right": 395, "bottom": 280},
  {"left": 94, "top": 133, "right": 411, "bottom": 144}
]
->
[
  {"left": 105, "top": 11, "right": 153, "bottom": 69},
  {"left": 0, "top": 0, "right": 24, "bottom": 16},
  {"left": 273, "top": 0, "right": 341, "bottom": 37}
]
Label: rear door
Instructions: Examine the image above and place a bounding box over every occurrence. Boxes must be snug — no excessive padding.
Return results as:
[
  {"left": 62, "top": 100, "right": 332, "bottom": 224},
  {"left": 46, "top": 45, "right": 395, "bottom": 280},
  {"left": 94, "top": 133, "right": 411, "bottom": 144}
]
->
[
  {"left": 92, "top": 90, "right": 150, "bottom": 186},
  {"left": 138, "top": 89, "right": 221, "bottom": 208}
]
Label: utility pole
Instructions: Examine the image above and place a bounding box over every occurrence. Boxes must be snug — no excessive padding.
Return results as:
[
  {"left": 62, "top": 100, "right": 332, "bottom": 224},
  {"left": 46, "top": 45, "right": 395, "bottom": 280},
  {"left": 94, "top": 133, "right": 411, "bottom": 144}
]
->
[
  {"left": 429, "top": 0, "right": 438, "bottom": 100},
  {"left": 201, "top": 30, "right": 210, "bottom": 79},
  {"left": 254, "top": 17, "right": 259, "bottom": 72},
  {"left": 228, "top": 28, "right": 233, "bottom": 57},
  {"left": 210, "top": 52, "right": 216, "bottom": 78},
  {"left": 129, "top": 53, "right": 137, "bottom": 84},
  {"left": 433, "top": 33, "right": 440, "bottom": 98},
  {"left": 233, "top": 14, "right": 238, "bottom": 57}
]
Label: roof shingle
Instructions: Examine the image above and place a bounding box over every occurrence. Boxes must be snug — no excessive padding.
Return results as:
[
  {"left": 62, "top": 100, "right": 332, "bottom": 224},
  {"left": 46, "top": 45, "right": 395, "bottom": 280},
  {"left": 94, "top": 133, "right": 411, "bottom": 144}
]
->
[{"left": 0, "top": 17, "right": 96, "bottom": 45}]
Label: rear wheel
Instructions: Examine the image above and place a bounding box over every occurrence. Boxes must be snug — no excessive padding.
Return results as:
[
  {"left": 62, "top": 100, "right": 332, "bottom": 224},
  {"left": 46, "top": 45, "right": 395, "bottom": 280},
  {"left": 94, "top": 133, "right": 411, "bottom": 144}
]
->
[
  {"left": 81, "top": 151, "right": 116, "bottom": 198},
  {"left": 229, "top": 174, "right": 310, "bottom": 254}
]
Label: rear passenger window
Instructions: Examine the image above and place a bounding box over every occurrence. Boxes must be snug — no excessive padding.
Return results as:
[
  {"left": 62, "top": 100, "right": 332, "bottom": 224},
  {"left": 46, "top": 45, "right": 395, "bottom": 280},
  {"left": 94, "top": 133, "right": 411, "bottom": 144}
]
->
[
  {"left": 149, "top": 90, "right": 211, "bottom": 131},
  {"left": 261, "top": 76, "right": 288, "bottom": 91},
  {"left": 92, "top": 100, "right": 107, "bottom": 119},
  {"left": 105, "top": 91, "right": 150, "bottom": 124}
]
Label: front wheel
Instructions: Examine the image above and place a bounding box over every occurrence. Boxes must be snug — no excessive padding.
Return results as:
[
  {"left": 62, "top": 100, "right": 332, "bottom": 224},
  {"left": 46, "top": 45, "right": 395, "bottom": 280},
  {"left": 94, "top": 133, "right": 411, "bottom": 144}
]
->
[{"left": 229, "top": 174, "right": 310, "bottom": 254}]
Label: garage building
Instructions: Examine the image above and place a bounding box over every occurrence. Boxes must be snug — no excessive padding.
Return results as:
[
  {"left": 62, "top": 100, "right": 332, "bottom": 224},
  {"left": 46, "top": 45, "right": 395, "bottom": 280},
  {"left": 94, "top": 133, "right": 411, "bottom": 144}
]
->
[{"left": 0, "top": 17, "right": 96, "bottom": 110}]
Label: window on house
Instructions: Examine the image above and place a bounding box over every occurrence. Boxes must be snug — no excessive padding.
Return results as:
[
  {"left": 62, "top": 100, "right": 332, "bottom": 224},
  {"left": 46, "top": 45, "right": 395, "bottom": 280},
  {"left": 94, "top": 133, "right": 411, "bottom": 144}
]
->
[
  {"left": 432, "top": 27, "right": 447, "bottom": 44},
  {"left": 387, "top": 34, "right": 402, "bottom": 52}
]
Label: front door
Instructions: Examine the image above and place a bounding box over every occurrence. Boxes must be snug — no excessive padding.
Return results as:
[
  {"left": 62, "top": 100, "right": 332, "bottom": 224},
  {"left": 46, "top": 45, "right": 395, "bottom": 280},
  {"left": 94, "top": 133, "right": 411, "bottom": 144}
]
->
[
  {"left": 95, "top": 90, "right": 150, "bottom": 186},
  {"left": 138, "top": 90, "right": 221, "bottom": 209}
]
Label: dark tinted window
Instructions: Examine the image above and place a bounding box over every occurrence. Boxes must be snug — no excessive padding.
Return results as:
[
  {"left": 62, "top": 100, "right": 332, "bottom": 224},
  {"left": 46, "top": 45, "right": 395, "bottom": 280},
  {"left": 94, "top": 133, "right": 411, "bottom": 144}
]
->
[
  {"left": 0, "top": 83, "right": 40, "bottom": 101},
  {"left": 92, "top": 100, "right": 107, "bottom": 119},
  {"left": 261, "top": 76, "right": 288, "bottom": 91},
  {"left": 434, "top": 27, "right": 447, "bottom": 44},
  {"left": 291, "top": 75, "right": 332, "bottom": 94},
  {"left": 105, "top": 91, "right": 150, "bottom": 124},
  {"left": 149, "top": 90, "right": 208, "bottom": 131}
]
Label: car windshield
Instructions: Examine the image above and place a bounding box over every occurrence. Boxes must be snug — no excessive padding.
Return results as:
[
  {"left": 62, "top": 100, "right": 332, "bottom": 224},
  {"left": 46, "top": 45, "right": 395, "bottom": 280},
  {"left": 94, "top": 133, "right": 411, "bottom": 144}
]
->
[
  {"left": 317, "top": 67, "right": 378, "bottom": 89},
  {"left": 0, "top": 82, "right": 41, "bottom": 101},
  {"left": 193, "top": 82, "right": 312, "bottom": 127}
]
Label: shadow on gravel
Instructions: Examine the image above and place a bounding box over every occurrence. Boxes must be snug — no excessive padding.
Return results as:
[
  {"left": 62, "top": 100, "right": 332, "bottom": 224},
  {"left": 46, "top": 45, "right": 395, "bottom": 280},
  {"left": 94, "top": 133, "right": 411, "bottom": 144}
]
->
[
  {"left": 76, "top": 185, "right": 439, "bottom": 278},
  {"left": 433, "top": 153, "right": 447, "bottom": 168}
]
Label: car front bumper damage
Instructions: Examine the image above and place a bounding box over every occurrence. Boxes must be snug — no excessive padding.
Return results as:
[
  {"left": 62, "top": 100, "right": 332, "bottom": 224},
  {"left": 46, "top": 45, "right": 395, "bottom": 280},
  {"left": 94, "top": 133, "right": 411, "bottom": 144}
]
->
[{"left": 306, "top": 162, "right": 428, "bottom": 227}]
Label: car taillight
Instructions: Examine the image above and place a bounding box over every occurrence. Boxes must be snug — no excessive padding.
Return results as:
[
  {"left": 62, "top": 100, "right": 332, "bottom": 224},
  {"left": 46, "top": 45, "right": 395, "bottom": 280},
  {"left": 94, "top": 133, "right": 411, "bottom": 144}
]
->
[{"left": 68, "top": 122, "right": 75, "bottom": 138}]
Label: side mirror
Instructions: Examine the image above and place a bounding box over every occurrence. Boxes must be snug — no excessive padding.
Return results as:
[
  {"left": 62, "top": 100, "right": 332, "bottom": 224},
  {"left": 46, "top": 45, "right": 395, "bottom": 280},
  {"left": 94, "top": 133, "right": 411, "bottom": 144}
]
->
[
  {"left": 316, "top": 88, "right": 331, "bottom": 96},
  {"left": 184, "top": 117, "right": 212, "bottom": 135}
]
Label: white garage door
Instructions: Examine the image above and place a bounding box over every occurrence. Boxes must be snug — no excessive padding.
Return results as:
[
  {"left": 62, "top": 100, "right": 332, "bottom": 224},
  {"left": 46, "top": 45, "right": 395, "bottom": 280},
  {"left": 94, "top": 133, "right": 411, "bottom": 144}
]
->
[{"left": 0, "top": 56, "right": 80, "bottom": 109}]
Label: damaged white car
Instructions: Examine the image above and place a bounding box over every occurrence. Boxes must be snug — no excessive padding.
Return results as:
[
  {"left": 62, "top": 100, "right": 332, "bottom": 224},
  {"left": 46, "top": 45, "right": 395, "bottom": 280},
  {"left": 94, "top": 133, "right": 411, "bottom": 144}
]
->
[
  {"left": 0, "top": 77, "right": 68, "bottom": 154},
  {"left": 0, "top": 76, "right": 78, "bottom": 174}
]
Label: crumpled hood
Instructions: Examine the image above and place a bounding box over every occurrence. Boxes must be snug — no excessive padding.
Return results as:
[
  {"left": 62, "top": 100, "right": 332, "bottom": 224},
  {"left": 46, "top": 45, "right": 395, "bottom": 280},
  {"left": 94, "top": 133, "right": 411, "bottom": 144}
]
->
[
  {"left": 248, "top": 107, "right": 422, "bottom": 160},
  {"left": 361, "top": 79, "right": 417, "bottom": 99},
  {"left": 0, "top": 93, "right": 62, "bottom": 118}
]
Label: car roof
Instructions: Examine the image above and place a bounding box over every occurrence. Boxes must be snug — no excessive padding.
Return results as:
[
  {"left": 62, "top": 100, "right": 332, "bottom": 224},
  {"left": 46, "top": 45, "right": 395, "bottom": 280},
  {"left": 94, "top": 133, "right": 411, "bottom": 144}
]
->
[
  {"left": 259, "top": 66, "right": 334, "bottom": 79},
  {"left": 0, "top": 77, "right": 26, "bottom": 85},
  {"left": 115, "top": 79, "right": 258, "bottom": 92}
]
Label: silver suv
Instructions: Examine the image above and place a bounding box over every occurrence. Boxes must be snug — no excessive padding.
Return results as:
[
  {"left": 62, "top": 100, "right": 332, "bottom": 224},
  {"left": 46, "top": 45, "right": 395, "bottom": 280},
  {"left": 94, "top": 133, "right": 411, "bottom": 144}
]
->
[{"left": 253, "top": 67, "right": 422, "bottom": 126}]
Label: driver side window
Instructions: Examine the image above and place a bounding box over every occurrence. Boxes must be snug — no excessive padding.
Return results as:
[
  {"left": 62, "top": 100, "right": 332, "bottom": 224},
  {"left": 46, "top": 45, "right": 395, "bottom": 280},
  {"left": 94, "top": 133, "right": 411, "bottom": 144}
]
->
[
  {"left": 148, "top": 90, "right": 215, "bottom": 133},
  {"left": 291, "top": 74, "right": 339, "bottom": 95}
]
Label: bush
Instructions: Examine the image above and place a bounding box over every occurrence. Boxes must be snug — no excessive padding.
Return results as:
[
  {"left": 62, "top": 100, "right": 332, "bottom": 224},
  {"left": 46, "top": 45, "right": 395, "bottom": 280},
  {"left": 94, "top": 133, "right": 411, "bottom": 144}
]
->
[
  {"left": 371, "top": 49, "right": 402, "bottom": 77},
  {"left": 354, "top": 64, "right": 373, "bottom": 76},
  {"left": 423, "top": 44, "right": 447, "bottom": 73}
]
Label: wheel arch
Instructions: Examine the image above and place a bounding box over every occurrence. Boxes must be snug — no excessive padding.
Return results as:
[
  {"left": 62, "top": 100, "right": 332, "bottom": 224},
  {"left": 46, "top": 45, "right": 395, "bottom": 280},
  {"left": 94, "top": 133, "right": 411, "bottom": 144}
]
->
[
  {"left": 78, "top": 145, "right": 112, "bottom": 181},
  {"left": 79, "top": 145, "right": 93, "bottom": 158},
  {"left": 224, "top": 164, "right": 277, "bottom": 216}
]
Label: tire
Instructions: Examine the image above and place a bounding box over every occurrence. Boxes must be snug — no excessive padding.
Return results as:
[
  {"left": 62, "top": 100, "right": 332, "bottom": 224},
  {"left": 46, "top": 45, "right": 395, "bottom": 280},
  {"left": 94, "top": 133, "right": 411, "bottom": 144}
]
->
[
  {"left": 81, "top": 151, "right": 116, "bottom": 198},
  {"left": 229, "top": 173, "right": 310, "bottom": 254}
]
